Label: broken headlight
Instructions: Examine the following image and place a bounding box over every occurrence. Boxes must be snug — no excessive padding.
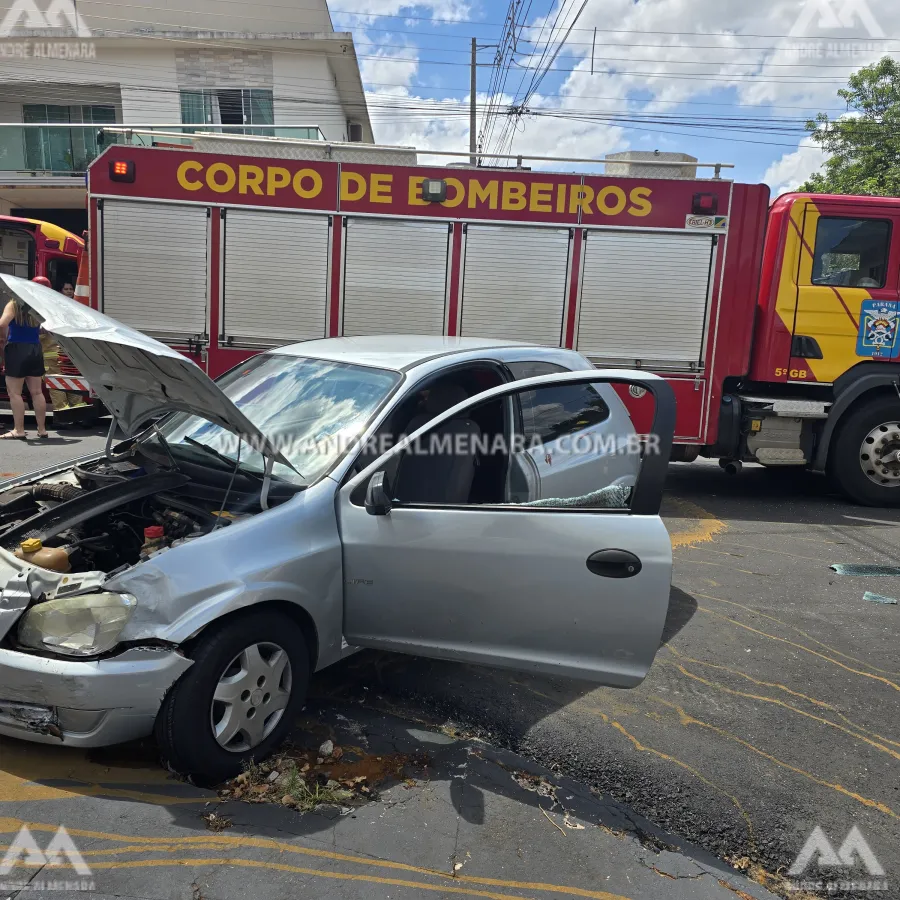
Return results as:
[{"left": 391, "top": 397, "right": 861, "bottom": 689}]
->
[{"left": 17, "top": 592, "right": 137, "bottom": 657}]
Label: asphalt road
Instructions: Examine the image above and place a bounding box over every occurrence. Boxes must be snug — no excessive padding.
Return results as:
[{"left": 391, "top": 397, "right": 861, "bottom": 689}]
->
[
  {"left": 312, "top": 460, "right": 900, "bottom": 894},
  {"left": 0, "top": 417, "right": 111, "bottom": 477},
  {"left": 1, "top": 425, "right": 897, "bottom": 897}
]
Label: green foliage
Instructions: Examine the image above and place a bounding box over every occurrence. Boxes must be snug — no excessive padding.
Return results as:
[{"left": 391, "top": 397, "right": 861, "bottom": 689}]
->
[
  {"left": 799, "top": 57, "right": 900, "bottom": 197},
  {"left": 282, "top": 762, "right": 353, "bottom": 811}
]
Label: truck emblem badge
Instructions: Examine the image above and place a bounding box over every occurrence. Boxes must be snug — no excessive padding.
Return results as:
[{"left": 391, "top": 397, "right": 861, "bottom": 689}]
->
[{"left": 857, "top": 300, "right": 899, "bottom": 359}]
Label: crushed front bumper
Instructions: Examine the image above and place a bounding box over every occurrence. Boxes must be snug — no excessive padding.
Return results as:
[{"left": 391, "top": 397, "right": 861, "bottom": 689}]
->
[{"left": 0, "top": 646, "right": 193, "bottom": 747}]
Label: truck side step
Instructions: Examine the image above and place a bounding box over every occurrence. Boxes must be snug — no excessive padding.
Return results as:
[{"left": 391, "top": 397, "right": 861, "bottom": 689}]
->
[
  {"left": 738, "top": 395, "right": 830, "bottom": 419},
  {"left": 755, "top": 448, "right": 808, "bottom": 465}
]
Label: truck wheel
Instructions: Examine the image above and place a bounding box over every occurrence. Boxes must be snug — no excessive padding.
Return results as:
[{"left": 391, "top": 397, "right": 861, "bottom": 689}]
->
[
  {"left": 155, "top": 611, "right": 309, "bottom": 784},
  {"left": 830, "top": 395, "right": 900, "bottom": 506}
]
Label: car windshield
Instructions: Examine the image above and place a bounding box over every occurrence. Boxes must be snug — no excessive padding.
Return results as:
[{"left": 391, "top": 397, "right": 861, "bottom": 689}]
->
[{"left": 154, "top": 353, "right": 401, "bottom": 485}]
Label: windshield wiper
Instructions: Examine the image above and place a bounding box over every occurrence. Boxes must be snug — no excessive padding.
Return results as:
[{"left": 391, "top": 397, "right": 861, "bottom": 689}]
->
[{"left": 181, "top": 436, "right": 263, "bottom": 480}]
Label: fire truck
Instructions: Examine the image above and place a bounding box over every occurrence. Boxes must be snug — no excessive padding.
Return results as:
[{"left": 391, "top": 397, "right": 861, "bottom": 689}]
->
[
  {"left": 0, "top": 215, "right": 98, "bottom": 423},
  {"left": 70, "top": 133, "right": 900, "bottom": 506}
]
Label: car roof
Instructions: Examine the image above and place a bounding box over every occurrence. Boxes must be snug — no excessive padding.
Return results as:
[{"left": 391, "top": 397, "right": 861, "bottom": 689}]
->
[{"left": 273, "top": 335, "right": 534, "bottom": 371}]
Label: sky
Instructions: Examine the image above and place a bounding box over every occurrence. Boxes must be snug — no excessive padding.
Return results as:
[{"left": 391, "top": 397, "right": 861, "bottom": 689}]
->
[{"left": 328, "top": 0, "right": 898, "bottom": 197}]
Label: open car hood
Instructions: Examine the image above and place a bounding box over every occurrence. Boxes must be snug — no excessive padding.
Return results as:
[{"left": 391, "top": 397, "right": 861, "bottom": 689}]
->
[{"left": 1, "top": 275, "right": 293, "bottom": 468}]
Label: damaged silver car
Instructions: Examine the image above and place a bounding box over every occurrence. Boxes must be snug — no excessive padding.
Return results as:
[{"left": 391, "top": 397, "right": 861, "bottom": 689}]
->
[{"left": 0, "top": 275, "right": 675, "bottom": 782}]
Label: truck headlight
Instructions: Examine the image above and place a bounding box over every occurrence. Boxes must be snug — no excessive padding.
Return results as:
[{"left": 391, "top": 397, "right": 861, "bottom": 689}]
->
[{"left": 17, "top": 592, "right": 137, "bottom": 657}]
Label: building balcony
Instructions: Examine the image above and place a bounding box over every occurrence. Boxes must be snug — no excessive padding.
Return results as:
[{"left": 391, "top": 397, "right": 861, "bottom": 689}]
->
[{"left": 0, "top": 124, "right": 325, "bottom": 185}]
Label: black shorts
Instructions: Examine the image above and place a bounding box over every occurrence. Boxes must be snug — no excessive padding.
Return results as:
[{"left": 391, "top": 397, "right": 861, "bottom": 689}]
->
[{"left": 3, "top": 342, "right": 45, "bottom": 379}]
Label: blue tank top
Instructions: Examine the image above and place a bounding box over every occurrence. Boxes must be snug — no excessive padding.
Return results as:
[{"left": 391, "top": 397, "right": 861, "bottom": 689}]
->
[{"left": 8, "top": 319, "right": 40, "bottom": 344}]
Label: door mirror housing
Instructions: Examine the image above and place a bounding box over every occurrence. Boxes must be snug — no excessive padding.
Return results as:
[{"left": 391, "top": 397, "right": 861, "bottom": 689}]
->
[{"left": 365, "top": 471, "right": 393, "bottom": 516}]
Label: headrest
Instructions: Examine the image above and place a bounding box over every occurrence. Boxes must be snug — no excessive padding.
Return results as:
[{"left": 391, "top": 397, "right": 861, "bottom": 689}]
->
[{"left": 424, "top": 383, "right": 468, "bottom": 416}]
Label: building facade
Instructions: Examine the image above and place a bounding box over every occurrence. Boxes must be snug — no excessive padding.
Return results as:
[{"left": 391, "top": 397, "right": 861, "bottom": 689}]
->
[{"left": 0, "top": 0, "right": 373, "bottom": 232}]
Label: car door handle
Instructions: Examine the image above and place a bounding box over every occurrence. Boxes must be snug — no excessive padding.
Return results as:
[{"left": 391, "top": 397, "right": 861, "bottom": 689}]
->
[{"left": 586, "top": 549, "right": 642, "bottom": 579}]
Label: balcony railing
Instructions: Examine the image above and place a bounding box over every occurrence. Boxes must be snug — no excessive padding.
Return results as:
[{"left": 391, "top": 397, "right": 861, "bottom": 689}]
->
[{"left": 0, "top": 124, "right": 325, "bottom": 178}]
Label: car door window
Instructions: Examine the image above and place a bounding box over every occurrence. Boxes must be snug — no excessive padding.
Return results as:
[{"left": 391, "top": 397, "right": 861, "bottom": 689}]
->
[
  {"left": 506, "top": 360, "right": 569, "bottom": 379},
  {"left": 386, "top": 380, "right": 643, "bottom": 511}
]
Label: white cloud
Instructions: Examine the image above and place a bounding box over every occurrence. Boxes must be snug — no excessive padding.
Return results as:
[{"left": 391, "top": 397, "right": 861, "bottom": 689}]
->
[
  {"left": 333, "top": 0, "right": 470, "bottom": 26},
  {"left": 355, "top": 0, "right": 897, "bottom": 174},
  {"left": 359, "top": 44, "right": 419, "bottom": 91},
  {"left": 762, "top": 136, "right": 828, "bottom": 196}
]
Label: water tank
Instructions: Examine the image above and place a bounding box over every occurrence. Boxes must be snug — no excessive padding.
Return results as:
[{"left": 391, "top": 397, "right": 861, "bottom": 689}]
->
[{"left": 604, "top": 151, "right": 698, "bottom": 180}]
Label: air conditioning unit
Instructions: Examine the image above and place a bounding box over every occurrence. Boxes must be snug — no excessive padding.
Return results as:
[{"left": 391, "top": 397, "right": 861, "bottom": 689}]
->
[
  {"left": 347, "top": 121, "right": 364, "bottom": 143},
  {"left": 0, "top": 235, "right": 29, "bottom": 263}
]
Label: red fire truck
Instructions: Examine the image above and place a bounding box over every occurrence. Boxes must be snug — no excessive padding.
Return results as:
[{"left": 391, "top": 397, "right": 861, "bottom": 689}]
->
[
  {"left": 76, "top": 136, "right": 900, "bottom": 506},
  {"left": 0, "top": 215, "right": 97, "bottom": 423}
]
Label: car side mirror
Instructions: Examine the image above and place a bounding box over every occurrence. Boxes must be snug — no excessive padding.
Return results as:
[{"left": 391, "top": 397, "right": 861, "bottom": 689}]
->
[{"left": 365, "top": 471, "right": 392, "bottom": 516}]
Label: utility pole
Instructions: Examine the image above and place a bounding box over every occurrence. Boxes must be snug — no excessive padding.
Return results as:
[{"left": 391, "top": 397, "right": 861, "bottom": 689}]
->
[{"left": 470, "top": 36, "right": 477, "bottom": 167}]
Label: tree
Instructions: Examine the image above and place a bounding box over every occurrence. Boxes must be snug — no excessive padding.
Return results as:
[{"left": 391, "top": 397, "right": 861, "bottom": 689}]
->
[{"left": 799, "top": 57, "right": 900, "bottom": 197}]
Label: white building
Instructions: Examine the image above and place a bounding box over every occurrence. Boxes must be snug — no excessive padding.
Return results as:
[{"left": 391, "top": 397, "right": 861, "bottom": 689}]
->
[{"left": 0, "top": 0, "right": 373, "bottom": 232}]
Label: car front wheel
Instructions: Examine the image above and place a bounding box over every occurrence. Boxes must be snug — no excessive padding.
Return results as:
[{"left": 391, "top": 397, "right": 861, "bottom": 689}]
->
[{"left": 155, "top": 610, "right": 309, "bottom": 784}]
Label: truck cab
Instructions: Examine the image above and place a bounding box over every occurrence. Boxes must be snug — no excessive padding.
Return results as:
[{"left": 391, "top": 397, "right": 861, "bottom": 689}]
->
[{"left": 736, "top": 194, "right": 900, "bottom": 504}]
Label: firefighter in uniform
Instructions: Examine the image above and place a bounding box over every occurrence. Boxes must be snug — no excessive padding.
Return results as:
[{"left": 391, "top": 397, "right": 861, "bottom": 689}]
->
[{"left": 31, "top": 276, "right": 78, "bottom": 413}]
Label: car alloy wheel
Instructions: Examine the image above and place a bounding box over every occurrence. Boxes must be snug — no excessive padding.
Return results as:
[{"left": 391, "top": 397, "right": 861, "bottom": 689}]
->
[{"left": 210, "top": 641, "right": 292, "bottom": 752}]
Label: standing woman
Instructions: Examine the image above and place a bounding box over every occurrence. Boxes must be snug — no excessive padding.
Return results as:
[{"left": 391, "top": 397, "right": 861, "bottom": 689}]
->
[{"left": 0, "top": 293, "right": 49, "bottom": 440}]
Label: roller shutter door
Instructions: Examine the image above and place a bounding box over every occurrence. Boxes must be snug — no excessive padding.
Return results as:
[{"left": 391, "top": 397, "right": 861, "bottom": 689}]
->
[
  {"left": 461, "top": 226, "right": 570, "bottom": 345},
  {"left": 577, "top": 231, "right": 715, "bottom": 365},
  {"left": 101, "top": 201, "right": 208, "bottom": 340},
  {"left": 223, "top": 210, "right": 330, "bottom": 345},
  {"left": 343, "top": 218, "right": 450, "bottom": 336}
]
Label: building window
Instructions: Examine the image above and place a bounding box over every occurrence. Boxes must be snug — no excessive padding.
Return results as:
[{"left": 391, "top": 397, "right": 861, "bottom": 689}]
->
[
  {"left": 22, "top": 104, "right": 116, "bottom": 171},
  {"left": 812, "top": 218, "right": 892, "bottom": 289},
  {"left": 180, "top": 89, "right": 275, "bottom": 135}
]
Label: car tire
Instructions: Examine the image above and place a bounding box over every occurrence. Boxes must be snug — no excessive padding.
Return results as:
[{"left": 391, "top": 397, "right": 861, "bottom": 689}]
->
[
  {"left": 154, "top": 610, "right": 309, "bottom": 785},
  {"left": 829, "top": 395, "right": 900, "bottom": 507}
]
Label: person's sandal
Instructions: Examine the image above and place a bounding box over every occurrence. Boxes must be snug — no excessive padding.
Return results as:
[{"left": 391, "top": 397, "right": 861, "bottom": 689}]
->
[
  {"left": 36, "top": 432, "right": 50, "bottom": 440},
  {"left": 0, "top": 431, "right": 27, "bottom": 440}
]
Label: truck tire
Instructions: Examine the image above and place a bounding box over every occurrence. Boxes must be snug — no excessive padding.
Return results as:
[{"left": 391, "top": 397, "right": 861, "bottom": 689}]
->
[
  {"left": 155, "top": 610, "right": 309, "bottom": 785},
  {"left": 829, "top": 395, "right": 900, "bottom": 506}
]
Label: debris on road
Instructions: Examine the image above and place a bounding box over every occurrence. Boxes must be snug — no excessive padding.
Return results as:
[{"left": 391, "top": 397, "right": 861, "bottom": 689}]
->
[
  {"left": 201, "top": 812, "right": 232, "bottom": 832},
  {"left": 829, "top": 564, "right": 900, "bottom": 576},
  {"left": 219, "top": 734, "right": 431, "bottom": 813},
  {"left": 863, "top": 591, "right": 898, "bottom": 605}
]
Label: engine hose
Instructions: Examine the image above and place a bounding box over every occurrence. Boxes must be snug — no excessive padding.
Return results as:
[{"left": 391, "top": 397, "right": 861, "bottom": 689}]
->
[{"left": 30, "top": 483, "right": 83, "bottom": 503}]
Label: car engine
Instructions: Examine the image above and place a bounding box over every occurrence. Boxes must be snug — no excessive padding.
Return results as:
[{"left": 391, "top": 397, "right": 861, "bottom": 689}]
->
[{"left": 0, "top": 457, "right": 226, "bottom": 576}]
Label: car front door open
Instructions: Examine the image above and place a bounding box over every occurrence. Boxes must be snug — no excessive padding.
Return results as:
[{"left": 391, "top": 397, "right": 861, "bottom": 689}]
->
[{"left": 337, "top": 371, "right": 676, "bottom": 688}]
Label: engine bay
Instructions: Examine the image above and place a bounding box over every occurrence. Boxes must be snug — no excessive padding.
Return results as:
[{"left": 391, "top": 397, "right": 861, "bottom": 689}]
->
[{"left": 0, "top": 452, "right": 263, "bottom": 576}]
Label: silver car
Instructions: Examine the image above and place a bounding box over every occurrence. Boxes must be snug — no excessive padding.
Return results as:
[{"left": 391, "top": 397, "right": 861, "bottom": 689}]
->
[{"left": 0, "top": 275, "right": 675, "bottom": 782}]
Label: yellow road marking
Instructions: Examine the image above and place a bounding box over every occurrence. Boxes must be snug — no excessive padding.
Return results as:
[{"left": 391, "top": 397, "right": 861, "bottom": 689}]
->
[
  {"left": 664, "top": 647, "right": 900, "bottom": 749},
  {"left": 658, "top": 655, "right": 900, "bottom": 762},
  {"left": 649, "top": 698, "right": 898, "bottom": 820},
  {"left": 695, "top": 604, "right": 900, "bottom": 693},
  {"left": 2, "top": 857, "right": 547, "bottom": 900},
  {"left": 696, "top": 592, "right": 900, "bottom": 677},
  {"left": 0, "top": 738, "right": 212, "bottom": 804},
  {"left": 492, "top": 681, "right": 755, "bottom": 846},
  {"left": 666, "top": 498, "right": 727, "bottom": 549},
  {"left": 696, "top": 543, "right": 832, "bottom": 565},
  {"left": 579, "top": 707, "right": 755, "bottom": 848},
  {"left": 674, "top": 557, "right": 762, "bottom": 576},
  {"left": 0, "top": 819, "right": 634, "bottom": 900},
  {"left": 766, "top": 532, "right": 843, "bottom": 546}
]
